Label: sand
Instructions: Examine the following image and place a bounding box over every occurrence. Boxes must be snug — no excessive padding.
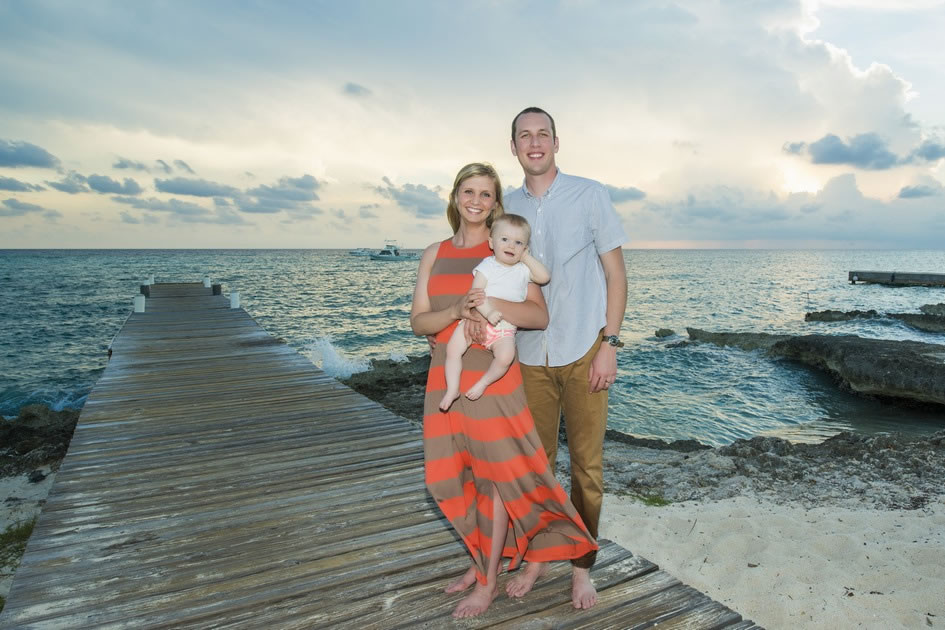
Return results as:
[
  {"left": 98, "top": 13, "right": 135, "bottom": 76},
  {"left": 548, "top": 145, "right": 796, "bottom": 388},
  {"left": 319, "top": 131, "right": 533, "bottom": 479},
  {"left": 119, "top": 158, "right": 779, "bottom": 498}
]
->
[
  {"left": 600, "top": 494, "right": 945, "bottom": 629},
  {"left": 0, "top": 468, "right": 56, "bottom": 603}
]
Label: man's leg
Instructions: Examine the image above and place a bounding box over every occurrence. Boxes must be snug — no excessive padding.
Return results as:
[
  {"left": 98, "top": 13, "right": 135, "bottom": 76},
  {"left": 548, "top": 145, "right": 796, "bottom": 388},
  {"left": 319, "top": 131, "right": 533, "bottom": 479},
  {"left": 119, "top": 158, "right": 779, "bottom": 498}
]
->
[{"left": 519, "top": 362, "right": 562, "bottom": 470}]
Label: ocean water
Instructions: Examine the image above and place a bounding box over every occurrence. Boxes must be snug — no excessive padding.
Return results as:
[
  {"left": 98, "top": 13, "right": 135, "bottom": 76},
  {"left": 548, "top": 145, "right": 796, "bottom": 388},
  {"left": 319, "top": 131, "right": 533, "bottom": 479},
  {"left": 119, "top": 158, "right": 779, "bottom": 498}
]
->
[{"left": 1, "top": 248, "right": 944, "bottom": 446}]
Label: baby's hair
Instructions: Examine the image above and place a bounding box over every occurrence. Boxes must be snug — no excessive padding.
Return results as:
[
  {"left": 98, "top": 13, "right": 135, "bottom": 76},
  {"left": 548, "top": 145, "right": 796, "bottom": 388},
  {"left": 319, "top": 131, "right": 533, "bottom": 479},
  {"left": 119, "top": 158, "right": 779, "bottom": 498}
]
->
[{"left": 491, "top": 213, "right": 531, "bottom": 243}]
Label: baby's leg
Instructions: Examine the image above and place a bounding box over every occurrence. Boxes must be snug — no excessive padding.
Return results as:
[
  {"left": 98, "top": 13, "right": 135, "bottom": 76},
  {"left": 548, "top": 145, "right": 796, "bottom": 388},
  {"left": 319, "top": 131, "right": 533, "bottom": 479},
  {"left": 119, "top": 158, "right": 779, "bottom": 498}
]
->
[
  {"left": 465, "top": 337, "right": 515, "bottom": 401},
  {"left": 440, "top": 321, "right": 471, "bottom": 411}
]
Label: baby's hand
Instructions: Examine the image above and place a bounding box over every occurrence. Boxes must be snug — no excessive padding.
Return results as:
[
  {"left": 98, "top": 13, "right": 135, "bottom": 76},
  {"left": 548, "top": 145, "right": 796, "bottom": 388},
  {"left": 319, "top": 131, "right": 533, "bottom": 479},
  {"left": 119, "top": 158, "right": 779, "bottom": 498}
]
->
[{"left": 487, "top": 311, "right": 502, "bottom": 326}]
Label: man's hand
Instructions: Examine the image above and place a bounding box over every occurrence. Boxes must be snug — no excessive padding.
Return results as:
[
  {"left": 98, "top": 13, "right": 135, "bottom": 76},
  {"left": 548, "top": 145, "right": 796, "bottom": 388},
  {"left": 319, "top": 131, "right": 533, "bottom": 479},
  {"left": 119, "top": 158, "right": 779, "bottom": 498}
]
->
[{"left": 588, "top": 343, "right": 618, "bottom": 393}]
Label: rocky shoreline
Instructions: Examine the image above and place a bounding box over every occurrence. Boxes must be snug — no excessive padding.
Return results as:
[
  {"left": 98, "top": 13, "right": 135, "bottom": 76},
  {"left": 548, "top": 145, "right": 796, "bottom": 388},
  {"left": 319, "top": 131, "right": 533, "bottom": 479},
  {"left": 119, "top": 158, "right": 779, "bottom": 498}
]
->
[{"left": 339, "top": 353, "right": 945, "bottom": 511}]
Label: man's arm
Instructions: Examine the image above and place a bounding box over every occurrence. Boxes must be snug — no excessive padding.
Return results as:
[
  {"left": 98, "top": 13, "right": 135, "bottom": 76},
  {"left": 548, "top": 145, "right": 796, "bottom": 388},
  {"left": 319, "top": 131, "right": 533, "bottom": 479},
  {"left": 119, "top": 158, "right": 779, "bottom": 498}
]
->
[{"left": 588, "top": 247, "right": 627, "bottom": 393}]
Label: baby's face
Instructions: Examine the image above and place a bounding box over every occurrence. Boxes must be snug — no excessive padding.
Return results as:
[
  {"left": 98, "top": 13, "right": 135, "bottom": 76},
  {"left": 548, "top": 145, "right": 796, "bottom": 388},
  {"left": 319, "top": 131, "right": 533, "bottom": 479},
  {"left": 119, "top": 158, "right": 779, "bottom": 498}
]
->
[{"left": 490, "top": 223, "right": 528, "bottom": 265}]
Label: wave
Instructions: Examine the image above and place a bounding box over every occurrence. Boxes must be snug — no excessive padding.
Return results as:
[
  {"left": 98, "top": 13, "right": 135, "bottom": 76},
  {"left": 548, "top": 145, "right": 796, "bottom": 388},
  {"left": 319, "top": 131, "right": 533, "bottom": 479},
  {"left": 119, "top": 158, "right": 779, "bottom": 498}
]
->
[
  {"left": 0, "top": 386, "right": 89, "bottom": 419},
  {"left": 302, "top": 336, "right": 371, "bottom": 379}
]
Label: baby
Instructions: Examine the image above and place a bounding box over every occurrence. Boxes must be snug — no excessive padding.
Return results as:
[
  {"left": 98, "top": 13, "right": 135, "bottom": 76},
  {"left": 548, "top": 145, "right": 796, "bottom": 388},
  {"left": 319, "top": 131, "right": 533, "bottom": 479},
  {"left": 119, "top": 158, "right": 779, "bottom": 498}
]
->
[{"left": 439, "top": 214, "right": 550, "bottom": 411}]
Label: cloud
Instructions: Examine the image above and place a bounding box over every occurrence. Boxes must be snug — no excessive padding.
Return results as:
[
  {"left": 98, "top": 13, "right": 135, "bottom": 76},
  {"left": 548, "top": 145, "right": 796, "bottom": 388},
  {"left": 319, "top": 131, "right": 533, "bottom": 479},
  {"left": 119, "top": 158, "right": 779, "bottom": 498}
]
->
[
  {"left": 0, "top": 140, "right": 60, "bottom": 168},
  {"left": 87, "top": 174, "right": 143, "bottom": 195},
  {"left": 155, "top": 160, "right": 172, "bottom": 174},
  {"left": 113, "top": 157, "right": 150, "bottom": 171},
  {"left": 898, "top": 185, "right": 938, "bottom": 198},
  {"left": 155, "top": 177, "right": 239, "bottom": 197},
  {"left": 45, "top": 171, "right": 89, "bottom": 194},
  {"left": 606, "top": 184, "right": 646, "bottom": 203},
  {"left": 112, "top": 195, "right": 211, "bottom": 216},
  {"left": 359, "top": 203, "right": 379, "bottom": 219},
  {"left": 238, "top": 174, "right": 321, "bottom": 214},
  {"left": 1, "top": 198, "right": 44, "bottom": 216},
  {"left": 343, "top": 82, "right": 372, "bottom": 98},
  {"left": 376, "top": 177, "right": 444, "bottom": 218},
  {"left": 0, "top": 176, "right": 44, "bottom": 192},
  {"left": 786, "top": 133, "right": 945, "bottom": 170},
  {"left": 174, "top": 159, "right": 195, "bottom": 174}
]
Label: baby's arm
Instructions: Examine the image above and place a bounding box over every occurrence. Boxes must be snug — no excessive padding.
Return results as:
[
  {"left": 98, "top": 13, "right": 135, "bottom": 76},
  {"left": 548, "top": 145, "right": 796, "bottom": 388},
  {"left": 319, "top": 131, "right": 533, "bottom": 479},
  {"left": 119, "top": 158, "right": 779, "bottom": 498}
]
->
[
  {"left": 522, "top": 251, "right": 551, "bottom": 285},
  {"left": 471, "top": 272, "right": 503, "bottom": 325}
]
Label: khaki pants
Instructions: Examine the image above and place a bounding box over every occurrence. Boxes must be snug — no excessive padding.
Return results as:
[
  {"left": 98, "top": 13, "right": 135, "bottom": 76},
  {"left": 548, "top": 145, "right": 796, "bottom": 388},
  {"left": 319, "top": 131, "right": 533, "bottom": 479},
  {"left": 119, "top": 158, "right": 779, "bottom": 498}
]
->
[{"left": 521, "top": 335, "right": 607, "bottom": 568}]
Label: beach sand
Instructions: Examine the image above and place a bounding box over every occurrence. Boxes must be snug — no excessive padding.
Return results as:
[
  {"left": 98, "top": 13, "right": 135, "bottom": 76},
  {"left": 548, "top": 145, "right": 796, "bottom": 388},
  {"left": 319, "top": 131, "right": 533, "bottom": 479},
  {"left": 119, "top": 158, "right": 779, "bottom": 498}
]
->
[
  {"left": 1, "top": 468, "right": 56, "bottom": 603},
  {"left": 601, "top": 494, "right": 945, "bottom": 629}
]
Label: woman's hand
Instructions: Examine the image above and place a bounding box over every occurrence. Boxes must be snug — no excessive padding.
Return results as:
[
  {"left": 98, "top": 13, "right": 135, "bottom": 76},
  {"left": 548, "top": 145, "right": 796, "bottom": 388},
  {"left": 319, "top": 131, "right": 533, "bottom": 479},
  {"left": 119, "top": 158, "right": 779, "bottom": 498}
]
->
[{"left": 458, "top": 287, "right": 485, "bottom": 319}]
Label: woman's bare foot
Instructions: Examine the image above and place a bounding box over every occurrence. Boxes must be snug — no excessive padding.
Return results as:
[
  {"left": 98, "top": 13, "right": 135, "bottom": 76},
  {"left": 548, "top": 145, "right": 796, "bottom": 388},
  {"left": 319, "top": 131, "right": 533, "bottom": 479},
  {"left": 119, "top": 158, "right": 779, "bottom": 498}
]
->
[
  {"left": 445, "top": 565, "right": 478, "bottom": 593},
  {"left": 452, "top": 583, "right": 498, "bottom": 618},
  {"left": 571, "top": 567, "right": 597, "bottom": 609},
  {"left": 464, "top": 382, "right": 486, "bottom": 401},
  {"left": 505, "top": 561, "right": 548, "bottom": 598},
  {"left": 438, "top": 389, "right": 460, "bottom": 412}
]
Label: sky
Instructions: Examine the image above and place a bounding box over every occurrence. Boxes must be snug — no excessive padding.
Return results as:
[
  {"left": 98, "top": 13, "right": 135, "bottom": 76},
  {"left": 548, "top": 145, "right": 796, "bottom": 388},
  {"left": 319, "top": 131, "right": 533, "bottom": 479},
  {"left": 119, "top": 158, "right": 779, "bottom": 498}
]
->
[{"left": 1, "top": 0, "right": 944, "bottom": 249}]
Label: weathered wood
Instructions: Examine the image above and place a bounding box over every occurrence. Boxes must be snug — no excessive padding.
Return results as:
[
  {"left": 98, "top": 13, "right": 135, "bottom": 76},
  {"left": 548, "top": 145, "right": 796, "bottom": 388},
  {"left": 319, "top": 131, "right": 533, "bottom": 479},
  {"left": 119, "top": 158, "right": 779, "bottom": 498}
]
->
[
  {"left": 0, "top": 282, "right": 760, "bottom": 629},
  {"left": 849, "top": 270, "right": 945, "bottom": 286}
]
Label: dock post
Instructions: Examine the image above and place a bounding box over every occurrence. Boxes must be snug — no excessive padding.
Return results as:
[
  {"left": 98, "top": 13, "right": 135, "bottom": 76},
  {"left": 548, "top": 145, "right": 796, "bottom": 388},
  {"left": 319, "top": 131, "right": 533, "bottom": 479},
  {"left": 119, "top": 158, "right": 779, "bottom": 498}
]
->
[
  {"left": 212, "top": 283, "right": 222, "bottom": 296},
  {"left": 140, "top": 284, "right": 150, "bottom": 298},
  {"left": 230, "top": 291, "right": 240, "bottom": 309},
  {"left": 133, "top": 295, "right": 145, "bottom": 313},
  {"left": 203, "top": 275, "right": 211, "bottom": 288},
  {"left": 148, "top": 274, "right": 155, "bottom": 285},
  {"left": 850, "top": 274, "right": 858, "bottom": 285}
]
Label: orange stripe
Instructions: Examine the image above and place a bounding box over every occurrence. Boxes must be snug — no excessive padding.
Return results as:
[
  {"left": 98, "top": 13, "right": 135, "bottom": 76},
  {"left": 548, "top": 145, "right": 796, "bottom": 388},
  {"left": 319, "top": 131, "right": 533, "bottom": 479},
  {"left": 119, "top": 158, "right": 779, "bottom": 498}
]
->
[
  {"left": 428, "top": 273, "right": 472, "bottom": 296},
  {"left": 426, "top": 364, "right": 522, "bottom": 396},
  {"left": 470, "top": 450, "right": 548, "bottom": 483},
  {"left": 425, "top": 450, "right": 468, "bottom": 485},
  {"left": 524, "top": 541, "right": 598, "bottom": 562}
]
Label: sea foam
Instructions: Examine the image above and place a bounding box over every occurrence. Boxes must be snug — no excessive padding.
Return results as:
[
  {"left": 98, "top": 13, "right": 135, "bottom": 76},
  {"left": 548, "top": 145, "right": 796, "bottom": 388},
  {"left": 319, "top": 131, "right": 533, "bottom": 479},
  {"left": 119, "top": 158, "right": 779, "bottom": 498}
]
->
[{"left": 305, "top": 336, "right": 370, "bottom": 379}]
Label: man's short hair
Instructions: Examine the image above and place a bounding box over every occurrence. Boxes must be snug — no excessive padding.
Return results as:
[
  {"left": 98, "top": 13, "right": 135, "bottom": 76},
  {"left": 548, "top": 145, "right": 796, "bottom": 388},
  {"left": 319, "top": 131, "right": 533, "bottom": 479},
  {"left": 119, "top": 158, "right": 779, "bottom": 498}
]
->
[
  {"left": 491, "top": 213, "right": 531, "bottom": 243},
  {"left": 511, "top": 107, "right": 556, "bottom": 141}
]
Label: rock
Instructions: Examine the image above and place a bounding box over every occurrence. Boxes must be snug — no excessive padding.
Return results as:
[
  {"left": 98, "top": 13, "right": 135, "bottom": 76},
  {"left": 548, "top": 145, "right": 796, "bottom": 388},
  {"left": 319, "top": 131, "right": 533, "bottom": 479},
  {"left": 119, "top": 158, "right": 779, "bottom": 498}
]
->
[
  {"left": 804, "top": 308, "right": 945, "bottom": 333},
  {"left": 340, "top": 354, "right": 430, "bottom": 425},
  {"left": 805, "top": 309, "right": 879, "bottom": 322},
  {"left": 687, "top": 329, "right": 945, "bottom": 407},
  {"left": 655, "top": 328, "right": 675, "bottom": 338},
  {"left": 0, "top": 405, "right": 80, "bottom": 477},
  {"left": 920, "top": 303, "right": 945, "bottom": 317}
]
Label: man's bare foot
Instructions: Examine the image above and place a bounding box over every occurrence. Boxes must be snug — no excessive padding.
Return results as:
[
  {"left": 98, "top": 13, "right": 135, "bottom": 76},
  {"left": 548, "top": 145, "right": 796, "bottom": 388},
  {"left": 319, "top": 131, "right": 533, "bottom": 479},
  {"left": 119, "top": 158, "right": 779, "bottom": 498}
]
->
[
  {"left": 464, "top": 382, "right": 486, "bottom": 401},
  {"left": 439, "top": 389, "right": 460, "bottom": 412},
  {"left": 445, "top": 565, "right": 478, "bottom": 593},
  {"left": 571, "top": 567, "right": 597, "bottom": 609},
  {"left": 505, "top": 561, "right": 548, "bottom": 598},
  {"left": 452, "top": 583, "right": 498, "bottom": 618}
]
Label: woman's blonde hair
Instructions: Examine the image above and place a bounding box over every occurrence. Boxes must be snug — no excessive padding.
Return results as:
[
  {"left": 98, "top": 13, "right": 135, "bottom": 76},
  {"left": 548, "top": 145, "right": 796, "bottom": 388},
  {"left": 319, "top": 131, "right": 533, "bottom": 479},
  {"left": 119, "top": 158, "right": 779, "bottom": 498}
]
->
[{"left": 446, "top": 162, "right": 504, "bottom": 234}]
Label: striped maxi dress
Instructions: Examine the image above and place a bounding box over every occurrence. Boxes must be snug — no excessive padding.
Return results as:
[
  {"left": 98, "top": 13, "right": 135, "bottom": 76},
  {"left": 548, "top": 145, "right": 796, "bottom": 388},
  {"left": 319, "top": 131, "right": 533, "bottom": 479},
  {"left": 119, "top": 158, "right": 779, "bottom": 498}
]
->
[{"left": 423, "top": 238, "right": 597, "bottom": 585}]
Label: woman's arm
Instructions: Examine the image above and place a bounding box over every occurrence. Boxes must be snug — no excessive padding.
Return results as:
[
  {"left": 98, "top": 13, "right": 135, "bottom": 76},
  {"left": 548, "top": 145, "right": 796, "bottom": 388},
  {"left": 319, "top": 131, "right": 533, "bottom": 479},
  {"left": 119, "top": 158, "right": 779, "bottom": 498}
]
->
[
  {"left": 488, "top": 283, "right": 548, "bottom": 330},
  {"left": 410, "top": 242, "right": 486, "bottom": 336}
]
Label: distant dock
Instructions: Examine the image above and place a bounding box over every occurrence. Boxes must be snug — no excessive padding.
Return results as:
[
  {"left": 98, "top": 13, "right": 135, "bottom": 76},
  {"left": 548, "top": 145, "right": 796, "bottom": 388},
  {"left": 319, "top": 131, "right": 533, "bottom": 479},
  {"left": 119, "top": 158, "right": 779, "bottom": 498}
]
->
[
  {"left": 848, "top": 270, "right": 945, "bottom": 286},
  {"left": 0, "top": 281, "right": 760, "bottom": 628}
]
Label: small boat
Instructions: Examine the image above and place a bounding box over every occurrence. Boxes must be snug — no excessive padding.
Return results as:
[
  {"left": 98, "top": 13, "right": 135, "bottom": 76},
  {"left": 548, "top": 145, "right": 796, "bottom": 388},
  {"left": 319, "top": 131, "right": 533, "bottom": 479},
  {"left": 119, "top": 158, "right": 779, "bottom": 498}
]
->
[
  {"left": 370, "top": 240, "right": 419, "bottom": 261},
  {"left": 348, "top": 247, "right": 372, "bottom": 257}
]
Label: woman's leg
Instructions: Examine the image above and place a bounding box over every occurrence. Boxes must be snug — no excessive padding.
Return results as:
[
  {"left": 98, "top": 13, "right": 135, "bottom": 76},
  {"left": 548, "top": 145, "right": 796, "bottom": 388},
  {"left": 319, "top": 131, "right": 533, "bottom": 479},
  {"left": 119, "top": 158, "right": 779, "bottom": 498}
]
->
[
  {"left": 465, "top": 337, "right": 515, "bottom": 401},
  {"left": 452, "top": 483, "right": 508, "bottom": 618},
  {"left": 440, "top": 321, "right": 471, "bottom": 411}
]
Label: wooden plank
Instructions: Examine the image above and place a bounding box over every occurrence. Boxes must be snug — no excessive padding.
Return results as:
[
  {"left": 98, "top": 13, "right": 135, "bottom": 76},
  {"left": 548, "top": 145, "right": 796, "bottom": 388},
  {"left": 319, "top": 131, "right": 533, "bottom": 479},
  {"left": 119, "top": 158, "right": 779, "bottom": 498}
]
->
[{"left": 0, "top": 282, "right": 758, "bottom": 629}]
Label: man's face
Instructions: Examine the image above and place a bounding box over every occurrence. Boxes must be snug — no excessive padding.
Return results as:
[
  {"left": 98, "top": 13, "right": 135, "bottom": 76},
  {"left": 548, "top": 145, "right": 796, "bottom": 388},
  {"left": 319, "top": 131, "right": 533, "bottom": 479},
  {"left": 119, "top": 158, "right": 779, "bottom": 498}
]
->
[
  {"left": 489, "top": 223, "right": 528, "bottom": 266},
  {"left": 511, "top": 112, "right": 558, "bottom": 177}
]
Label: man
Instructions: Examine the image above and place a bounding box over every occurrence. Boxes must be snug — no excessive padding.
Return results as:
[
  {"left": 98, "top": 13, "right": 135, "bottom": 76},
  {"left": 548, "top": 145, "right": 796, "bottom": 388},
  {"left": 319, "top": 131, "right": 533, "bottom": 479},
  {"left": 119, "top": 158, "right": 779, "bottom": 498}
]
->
[{"left": 504, "top": 106, "right": 628, "bottom": 610}]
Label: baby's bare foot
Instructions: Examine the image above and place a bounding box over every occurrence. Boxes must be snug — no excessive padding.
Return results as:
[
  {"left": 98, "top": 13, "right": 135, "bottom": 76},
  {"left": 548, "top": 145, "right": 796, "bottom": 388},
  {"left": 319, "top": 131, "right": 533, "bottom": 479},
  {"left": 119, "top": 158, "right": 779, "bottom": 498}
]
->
[
  {"left": 464, "top": 383, "right": 486, "bottom": 401},
  {"left": 438, "top": 389, "right": 460, "bottom": 412}
]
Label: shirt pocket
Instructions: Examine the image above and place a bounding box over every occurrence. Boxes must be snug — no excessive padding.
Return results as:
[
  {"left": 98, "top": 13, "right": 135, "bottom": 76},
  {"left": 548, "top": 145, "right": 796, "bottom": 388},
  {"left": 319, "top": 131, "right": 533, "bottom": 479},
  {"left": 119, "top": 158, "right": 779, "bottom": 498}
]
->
[{"left": 558, "top": 222, "right": 593, "bottom": 266}]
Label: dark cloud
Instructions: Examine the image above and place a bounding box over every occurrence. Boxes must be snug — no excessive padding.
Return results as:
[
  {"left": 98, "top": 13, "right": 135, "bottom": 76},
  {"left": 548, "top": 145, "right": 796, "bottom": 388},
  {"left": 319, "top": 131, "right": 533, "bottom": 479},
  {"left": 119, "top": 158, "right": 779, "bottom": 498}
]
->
[
  {"left": 898, "top": 185, "right": 939, "bottom": 199},
  {"left": 87, "top": 174, "right": 143, "bottom": 195},
  {"left": 155, "top": 159, "right": 172, "bottom": 174},
  {"left": 909, "top": 139, "right": 945, "bottom": 162},
  {"left": 785, "top": 133, "right": 945, "bottom": 170},
  {"left": 343, "top": 82, "right": 372, "bottom": 98},
  {"left": 1, "top": 198, "right": 44, "bottom": 216},
  {"left": 376, "top": 176, "right": 444, "bottom": 218},
  {"left": 606, "top": 184, "right": 646, "bottom": 203},
  {"left": 113, "top": 157, "right": 150, "bottom": 172},
  {"left": 238, "top": 174, "right": 321, "bottom": 214},
  {"left": 174, "top": 159, "right": 195, "bottom": 174},
  {"left": 0, "top": 140, "right": 60, "bottom": 168},
  {"left": 46, "top": 171, "right": 89, "bottom": 194},
  {"left": 359, "top": 204, "right": 379, "bottom": 219},
  {"left": 0, "top": 176, "right": 44, "bottom": 192},
  {"left": 155, "top": 177, "right": 239, "bottom": 197},
  {"left": 112, "top": 195, "right": 211, "bottom": 216},
  {"left": 120, "top": 210, "right": 141, "bottom": 224}
]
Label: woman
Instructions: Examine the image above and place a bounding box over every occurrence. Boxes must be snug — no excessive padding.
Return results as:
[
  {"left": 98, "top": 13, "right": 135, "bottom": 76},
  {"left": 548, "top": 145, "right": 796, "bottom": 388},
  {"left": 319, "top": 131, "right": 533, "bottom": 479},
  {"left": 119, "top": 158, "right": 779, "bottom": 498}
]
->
[{"left": 410, "top": 163, "right": 597, "bottom": 619}]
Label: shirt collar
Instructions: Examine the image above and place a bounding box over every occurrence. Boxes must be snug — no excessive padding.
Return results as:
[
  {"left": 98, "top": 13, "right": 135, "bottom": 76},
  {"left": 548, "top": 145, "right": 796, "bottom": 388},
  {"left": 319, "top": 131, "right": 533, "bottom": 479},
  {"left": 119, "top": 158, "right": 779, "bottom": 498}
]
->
[{"left": 521, "top": 168, "right": 562, "bottom": 199}]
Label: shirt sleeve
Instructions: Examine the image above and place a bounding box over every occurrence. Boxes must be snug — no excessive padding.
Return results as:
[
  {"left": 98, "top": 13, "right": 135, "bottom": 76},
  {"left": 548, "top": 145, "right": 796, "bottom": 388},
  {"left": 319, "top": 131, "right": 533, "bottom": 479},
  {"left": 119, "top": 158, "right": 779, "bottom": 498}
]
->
[{"left": 590, "top": 183, "right": 629, "bottom": 254}]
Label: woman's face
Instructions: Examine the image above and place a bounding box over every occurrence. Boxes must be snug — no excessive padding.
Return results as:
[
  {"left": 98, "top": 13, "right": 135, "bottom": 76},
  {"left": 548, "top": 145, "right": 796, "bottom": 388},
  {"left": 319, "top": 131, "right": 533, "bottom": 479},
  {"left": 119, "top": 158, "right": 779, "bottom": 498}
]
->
[{"left": 455, "top": 175, "right": 497, "bottom": 227}]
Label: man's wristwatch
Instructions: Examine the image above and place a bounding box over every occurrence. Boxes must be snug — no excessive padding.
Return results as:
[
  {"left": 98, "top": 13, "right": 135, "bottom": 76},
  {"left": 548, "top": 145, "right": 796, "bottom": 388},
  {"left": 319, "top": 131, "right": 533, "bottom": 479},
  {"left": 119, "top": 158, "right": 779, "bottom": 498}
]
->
[{"left": 602, "top": 334, "right": 624, "bottom": 348}]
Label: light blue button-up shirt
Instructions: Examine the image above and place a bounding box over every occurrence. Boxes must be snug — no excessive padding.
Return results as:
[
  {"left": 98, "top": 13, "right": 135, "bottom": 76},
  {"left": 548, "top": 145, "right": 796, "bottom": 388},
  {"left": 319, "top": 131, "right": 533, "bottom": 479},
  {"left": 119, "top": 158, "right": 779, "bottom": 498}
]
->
[{"left": 506, "top": 169, "right": 628, "bottom": 367}]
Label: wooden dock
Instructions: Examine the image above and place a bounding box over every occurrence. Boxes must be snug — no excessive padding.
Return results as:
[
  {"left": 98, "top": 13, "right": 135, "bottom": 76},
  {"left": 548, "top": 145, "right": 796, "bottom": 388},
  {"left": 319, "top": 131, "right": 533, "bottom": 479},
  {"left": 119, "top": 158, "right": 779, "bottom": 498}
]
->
[
  {"left": 849, "top": 270, "right": 945, "bottom": 286},
  {"left": 1, "top": 282, "right": 760, "bottom": 629}
]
